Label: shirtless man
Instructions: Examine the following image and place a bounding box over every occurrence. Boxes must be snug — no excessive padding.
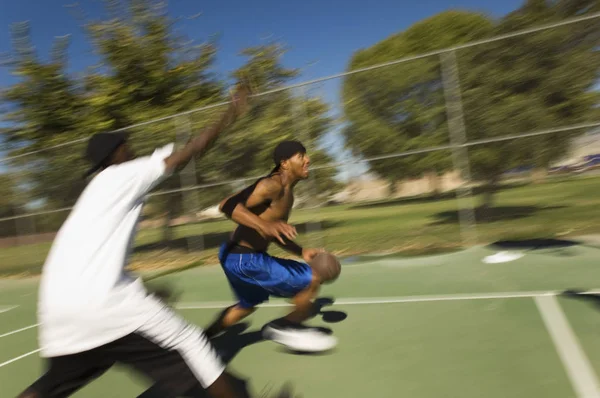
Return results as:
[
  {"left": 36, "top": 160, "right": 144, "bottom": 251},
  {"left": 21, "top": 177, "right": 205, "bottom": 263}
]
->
[{"left": 205, "top": 140, "right": 337, "bottom": 352}]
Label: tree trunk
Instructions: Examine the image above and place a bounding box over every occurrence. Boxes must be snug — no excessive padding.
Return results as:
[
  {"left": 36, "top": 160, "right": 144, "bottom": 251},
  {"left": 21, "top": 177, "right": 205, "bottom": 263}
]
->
[
  {"left": 388, "top": 179, "right": 398, "bottom": 197},
  {"left": 482, "top": 187, "right": 494, "bottom": 209},
  {"left": 426, "top": 171, "right": 441, "bottom": 198},
  {"left": 161, "top": 196, "right": 176, "bottom": 245}
]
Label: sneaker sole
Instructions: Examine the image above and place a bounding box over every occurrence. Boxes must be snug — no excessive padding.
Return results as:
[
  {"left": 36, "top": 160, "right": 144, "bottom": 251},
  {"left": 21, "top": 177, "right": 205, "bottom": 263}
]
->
[{"left": 262, "top": 326, "right": 338, "bottom": 352}]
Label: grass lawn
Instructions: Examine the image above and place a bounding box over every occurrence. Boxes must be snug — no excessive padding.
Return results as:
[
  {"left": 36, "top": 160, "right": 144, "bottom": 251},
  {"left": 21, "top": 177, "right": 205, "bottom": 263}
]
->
[{"left": 3, "top": 174, "right": 600, "bottom": 277}]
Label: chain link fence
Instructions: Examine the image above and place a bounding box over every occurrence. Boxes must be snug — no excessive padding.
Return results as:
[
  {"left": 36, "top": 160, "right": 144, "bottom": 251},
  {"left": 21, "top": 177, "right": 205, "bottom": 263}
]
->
[{"left": 2, "top": 14, "right": 600, "bottom": 276}]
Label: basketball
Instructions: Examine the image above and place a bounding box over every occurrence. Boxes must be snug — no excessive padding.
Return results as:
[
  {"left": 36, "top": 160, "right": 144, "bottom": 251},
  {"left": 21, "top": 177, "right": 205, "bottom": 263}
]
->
[{"left": 309, "top": 252, "right": 341, "bottom": 284}]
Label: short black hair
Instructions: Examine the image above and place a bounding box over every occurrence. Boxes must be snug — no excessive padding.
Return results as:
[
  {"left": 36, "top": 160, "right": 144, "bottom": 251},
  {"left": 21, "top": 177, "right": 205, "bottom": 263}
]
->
[{"left": 272, "top": 140, "right": 306, "bottom": 171}]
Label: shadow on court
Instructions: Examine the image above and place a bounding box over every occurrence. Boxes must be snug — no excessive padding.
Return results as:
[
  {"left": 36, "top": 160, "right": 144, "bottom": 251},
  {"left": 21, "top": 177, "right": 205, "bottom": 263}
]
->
[
  {"left": 561, "top": 290, "right": 600, "bottom": 310},
  {"left": 136, "top": 297, "right": 348, "bottom": 398},
  {"left": 489, "top": 238, "right": 579, "bottom": 250},
  {"left": 212, "top": 297, "right": 348, "bottom": 363},
  {"left": 483, "top": 238, "right": 584, "bottom": 258}
]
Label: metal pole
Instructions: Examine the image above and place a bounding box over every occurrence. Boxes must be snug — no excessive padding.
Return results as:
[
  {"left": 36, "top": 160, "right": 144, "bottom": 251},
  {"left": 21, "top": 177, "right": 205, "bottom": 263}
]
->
[
  {"left": 295, "top": 86, "right": 323, "bottom": 249},
  {"left": 440, "top": 50, "right": 478, "bottom": 247},
  {"left": 176, "top": 115, "right": 204, "bottom": 253}
]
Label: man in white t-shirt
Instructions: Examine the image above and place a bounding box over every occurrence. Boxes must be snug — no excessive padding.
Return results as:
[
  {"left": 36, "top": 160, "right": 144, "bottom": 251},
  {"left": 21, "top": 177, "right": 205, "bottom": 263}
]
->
[{"left": 18, "top": 84, "right": 297, "bottom": 398}]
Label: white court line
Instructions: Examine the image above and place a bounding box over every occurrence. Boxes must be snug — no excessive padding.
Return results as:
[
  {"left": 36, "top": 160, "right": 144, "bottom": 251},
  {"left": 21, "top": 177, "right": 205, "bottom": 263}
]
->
[
  {"left": 2, "top": 290, "right": 599, "bottom": 370},
  {"left": 1, "top": 291, "right": 557, "bottom": 338},
  {"left": 176, "top": 289, "right": 599, "bottom": 309},
  {"left": 0, "top": 324, "right": 39, "bottom": 339},
  {"left": 535, "top": 295, "right": 600, "bottom": 398},
  {"left": 0, "top": 306, "right": 18, "bottom": 314},
  {"left": 0, "top": 348, "right": 41, "bottom": 369}
]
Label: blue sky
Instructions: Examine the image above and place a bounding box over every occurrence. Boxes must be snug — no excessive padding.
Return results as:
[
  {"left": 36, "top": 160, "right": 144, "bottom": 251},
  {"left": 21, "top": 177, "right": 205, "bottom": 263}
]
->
[{"left": 0, "top": 0, "right": 525, "bottom": 179}]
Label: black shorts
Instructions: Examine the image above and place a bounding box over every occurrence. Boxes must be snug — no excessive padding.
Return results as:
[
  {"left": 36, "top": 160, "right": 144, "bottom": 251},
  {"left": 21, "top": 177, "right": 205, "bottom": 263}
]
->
[{"left": 28, "top": 304, "right": 225, "bottom": 398}]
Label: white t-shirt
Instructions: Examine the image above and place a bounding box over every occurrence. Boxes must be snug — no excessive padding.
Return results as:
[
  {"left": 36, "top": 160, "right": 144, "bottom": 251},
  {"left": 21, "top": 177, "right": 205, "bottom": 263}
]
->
[{"left": 38, "top": 143, "right": 175, "bottom": 357}]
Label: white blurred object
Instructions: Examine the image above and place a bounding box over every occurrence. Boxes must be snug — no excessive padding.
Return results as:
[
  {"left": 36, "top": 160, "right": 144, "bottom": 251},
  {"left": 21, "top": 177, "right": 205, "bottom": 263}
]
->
[
  {"left": 197, "top": 205, "right": 223, "bottom": 219},
  {"left": 482, "top": 251, "right": 525, "bottom": 264}
]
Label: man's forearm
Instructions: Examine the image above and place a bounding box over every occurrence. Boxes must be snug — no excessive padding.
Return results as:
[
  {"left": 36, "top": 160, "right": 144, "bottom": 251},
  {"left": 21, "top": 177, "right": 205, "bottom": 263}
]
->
[
  {"left": 275, "top": 237, "right": 304, "bottom": 257},
  {"left": 188, "top": 105, "right": 238, "bottom": 156},
  {"left": 165, "top": 104, "right": 238, "bottom": 171},
  {"left": 224, "top": 203, "right": 300, "bottom": 251},
  {"left": 228, "top": 204, "right": 266, "bottom": 233}
]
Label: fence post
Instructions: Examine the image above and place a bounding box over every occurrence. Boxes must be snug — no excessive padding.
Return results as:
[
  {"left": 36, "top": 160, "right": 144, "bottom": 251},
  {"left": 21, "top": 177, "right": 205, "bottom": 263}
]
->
[
  {"left": 176, "top": 114, "right": 204, "bottom": 253},
  {"left": 14, "top": 206, "right": 34, "bottom": 247},
  {"left": 294, "top": 85, "right": 324, "bottom": 250},
  {"left": 440, "top": 50, "right": 478, "bottom": 247}
]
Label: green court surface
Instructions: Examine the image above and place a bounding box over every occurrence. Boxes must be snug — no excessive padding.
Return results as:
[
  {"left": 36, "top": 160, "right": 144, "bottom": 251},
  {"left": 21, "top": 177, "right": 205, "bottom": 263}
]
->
[{"left": 2, "top": 243, "right": 600, "bottom": 397}]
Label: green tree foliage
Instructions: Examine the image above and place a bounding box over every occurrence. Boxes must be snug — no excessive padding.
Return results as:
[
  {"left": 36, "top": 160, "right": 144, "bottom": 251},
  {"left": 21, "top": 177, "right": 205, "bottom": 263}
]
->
[
  {"left": 342, "top": 2, "right": 600, "bottom": 207},
  {"left": 342, "top": 11, "right": 494, "bottom": 191},
  {"left": 459, "top": 0, "right": 600, "bottom": 207},
  {"left": 80, "top": 0, "right": 223, "bottom": 239},
  {"left": 0, "top": 173, "right": 24, "bottom": 237},
  {"left": 192, "top": 44, "right": 337, "bottom": 208},
  {"left": 1, "top": 0, "right": 337, "bottom": 240},
  {"left": 2, "top": 22, "right": 90, "bottom": 209}
]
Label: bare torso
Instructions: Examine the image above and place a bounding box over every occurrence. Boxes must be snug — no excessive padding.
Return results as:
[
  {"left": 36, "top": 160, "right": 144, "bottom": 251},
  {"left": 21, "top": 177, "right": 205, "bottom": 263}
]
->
[{"left": 230, "top": 174, "right": 294, "bottom": 252}]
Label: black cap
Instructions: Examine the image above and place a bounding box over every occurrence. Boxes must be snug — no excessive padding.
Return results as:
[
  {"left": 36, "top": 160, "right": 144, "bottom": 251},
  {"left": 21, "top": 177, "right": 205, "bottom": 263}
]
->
[
  {"left": 83, "top": 132, "right": 128, "bottom": 178},
  {"left": 272, "top": 140, "right": 306, "bottom": 171}
]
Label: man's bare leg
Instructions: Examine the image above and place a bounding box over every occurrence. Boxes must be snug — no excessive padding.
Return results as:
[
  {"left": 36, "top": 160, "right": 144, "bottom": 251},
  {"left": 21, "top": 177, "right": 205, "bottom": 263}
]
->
[
  {"left": 206, "top": 372, "right": 296, "bottom": 398},
  {"left": 205, "top": 305, "right": 256, "bottom": 338},
  {"left": 284, "top": 273, "right": 321, "bottom": 324},
  {"left": 140, "top": 371, "right": 293, "bottom": 398},
  {"left": 205, "top": 372, "right": 251, "bottom": 398}
]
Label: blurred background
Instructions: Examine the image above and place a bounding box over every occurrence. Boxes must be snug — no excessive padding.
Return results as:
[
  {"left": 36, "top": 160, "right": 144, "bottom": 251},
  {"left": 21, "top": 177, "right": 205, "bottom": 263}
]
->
[{"left": 1, "top": 0, "right": 600, "bottom": 277}]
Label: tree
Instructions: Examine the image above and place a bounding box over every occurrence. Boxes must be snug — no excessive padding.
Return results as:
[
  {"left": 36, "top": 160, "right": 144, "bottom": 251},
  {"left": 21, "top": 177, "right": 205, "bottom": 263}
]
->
[
  {"left": 1, "top": 22, "right": 90, "bottom": 210},
  {"left": 191, "top": 44, "right": 338, "bottom": 208},
  {"left": 459, "top": 0, "right": 600, "bottom": 208},
  {"left": 342, "top": 3, "right": 600, "bottom": 210},
  {"left": 342, "top": 11, "right": 494, "bottom": 194},
  {"left": 81, "top": 0, "right": 224, "bottom": 241},
  {"left": 1, "top": 0, "right": 337, "bottom": 246},
  {"left": 0, "top": 172, "right": 27, "bottom": 237},
  {"left": 0, "top": 1, "right": 225, "bottom": 243}
]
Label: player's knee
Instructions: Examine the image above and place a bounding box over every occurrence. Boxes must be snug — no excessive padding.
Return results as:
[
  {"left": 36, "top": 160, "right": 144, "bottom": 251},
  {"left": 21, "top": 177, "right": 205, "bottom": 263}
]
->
[
  {"left": 226, "top": 303, "right": 256, "bottom": 319},
  {"left": 222, "top": 304, "right": 256, "bottom": 327},
  {"left": 234, "top": 304, "right": 257, "bottom": 314}
]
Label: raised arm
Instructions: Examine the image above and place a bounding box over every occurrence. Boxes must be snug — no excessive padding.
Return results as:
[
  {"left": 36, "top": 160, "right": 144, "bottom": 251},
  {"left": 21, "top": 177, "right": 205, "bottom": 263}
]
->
[
  {"left": 164, "top": 83, "right": 251, "bottom": 172},
  {"left": 219, "top": 178, "right": 297, "bottom": 245}
]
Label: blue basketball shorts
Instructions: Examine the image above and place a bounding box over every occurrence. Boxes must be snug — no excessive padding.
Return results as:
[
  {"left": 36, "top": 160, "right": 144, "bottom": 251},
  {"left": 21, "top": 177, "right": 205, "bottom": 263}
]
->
[{"left": 218, "top": 243, "right": 314, "bottom": 308}]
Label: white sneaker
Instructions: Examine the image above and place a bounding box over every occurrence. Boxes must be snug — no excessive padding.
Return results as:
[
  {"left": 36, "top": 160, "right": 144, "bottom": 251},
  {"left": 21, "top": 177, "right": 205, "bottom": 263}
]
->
[{"left": 262, "top": 322, "right": 338, "bottom": 352}]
